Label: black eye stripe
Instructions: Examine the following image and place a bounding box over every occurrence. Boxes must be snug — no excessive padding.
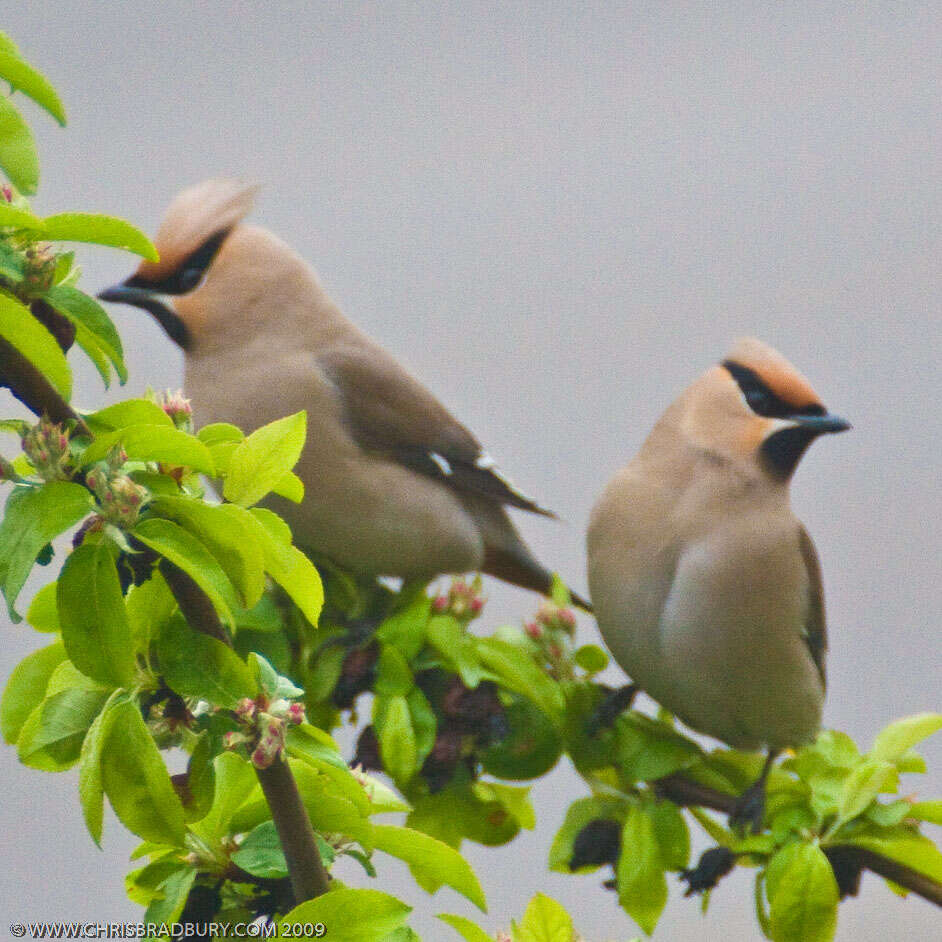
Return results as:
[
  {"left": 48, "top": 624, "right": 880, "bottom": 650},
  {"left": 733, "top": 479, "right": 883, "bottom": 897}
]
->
[
  {"left": 125, "top": 228, "right": 232, "bottom": 295},
  {"left": 722, "top": 360, "right": 826, "bottom": 419}
]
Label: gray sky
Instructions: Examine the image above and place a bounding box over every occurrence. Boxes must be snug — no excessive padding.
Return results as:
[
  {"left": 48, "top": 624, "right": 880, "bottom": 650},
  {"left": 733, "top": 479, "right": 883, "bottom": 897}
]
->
[{"left": 1, "top": 3, "right": 939, "bottom": 939}]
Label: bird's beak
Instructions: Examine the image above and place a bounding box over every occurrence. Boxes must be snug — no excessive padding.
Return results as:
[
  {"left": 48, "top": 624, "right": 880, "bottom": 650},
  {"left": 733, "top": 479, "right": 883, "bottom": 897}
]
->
[
  {"left": 788, "top": 413, "right": 853, "bottom": 435},
  {"left": 97, "top": 282, "right": 161, "bottom": 308},
  {"left": 98, "top": 281, "right": 191, "bottom": 349}
]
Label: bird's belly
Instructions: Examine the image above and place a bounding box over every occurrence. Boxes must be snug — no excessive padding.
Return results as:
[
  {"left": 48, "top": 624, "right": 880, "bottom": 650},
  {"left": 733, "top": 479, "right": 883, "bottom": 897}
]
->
[
  {"left": 649, "top": 543, "right": 823, "bottom": 750},
  {"left": 272, "top": 450, "right": 484, "bottom": 578}
]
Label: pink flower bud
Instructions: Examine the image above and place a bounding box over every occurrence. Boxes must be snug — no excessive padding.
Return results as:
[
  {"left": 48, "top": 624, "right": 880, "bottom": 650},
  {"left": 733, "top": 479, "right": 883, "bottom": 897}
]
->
[
  {"left": 432, "top": 595, "right": 449, "bottom": 613},
  {"left": 286, "top": 702, "right": 305, "bottom": 725},
  {"left": 525, "top": 621, "right": 543, "bottom": 640}
]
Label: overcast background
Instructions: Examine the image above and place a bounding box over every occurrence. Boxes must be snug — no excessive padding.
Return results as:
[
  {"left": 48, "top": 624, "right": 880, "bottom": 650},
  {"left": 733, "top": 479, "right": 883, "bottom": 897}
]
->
[{"left": 1, "top": 3, "right": 939, "bottom": 939}]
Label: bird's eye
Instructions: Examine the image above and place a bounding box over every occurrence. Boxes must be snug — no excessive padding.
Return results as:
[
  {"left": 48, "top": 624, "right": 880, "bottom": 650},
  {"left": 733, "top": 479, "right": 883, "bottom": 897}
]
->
[
  {"left": 178, "top": 267, "right": 203, "bottom": 293},
  {"left": 743, "top": 384, "right": 775, "bottom": 415},
  {"left": 722, "top": 360, "right": 785, "bottom": 418}
]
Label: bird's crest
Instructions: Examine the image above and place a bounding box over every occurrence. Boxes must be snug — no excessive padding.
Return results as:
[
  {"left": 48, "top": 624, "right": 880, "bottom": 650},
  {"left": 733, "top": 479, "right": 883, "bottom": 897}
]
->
[
  {"left": 722, "top": 338, "right": 824, "bottom": 416},
  {"left": 134, "top": 178, "right": 259, "bottom": 283}
]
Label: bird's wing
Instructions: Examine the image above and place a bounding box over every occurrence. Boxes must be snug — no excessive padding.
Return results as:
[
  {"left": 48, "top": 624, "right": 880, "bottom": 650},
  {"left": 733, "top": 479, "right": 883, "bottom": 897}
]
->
[
  {"left": 798, "top": 525, "right": 827, "bottom": 689},
  {"left": 319, "top": 344, "right": 554, "bottom": 516}
]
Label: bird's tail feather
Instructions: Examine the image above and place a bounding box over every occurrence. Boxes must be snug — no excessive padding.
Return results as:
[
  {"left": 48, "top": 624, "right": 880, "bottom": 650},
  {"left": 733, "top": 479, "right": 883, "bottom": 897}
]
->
[{"left": 482, "top": 544, "right": 593, "bottom": 613}]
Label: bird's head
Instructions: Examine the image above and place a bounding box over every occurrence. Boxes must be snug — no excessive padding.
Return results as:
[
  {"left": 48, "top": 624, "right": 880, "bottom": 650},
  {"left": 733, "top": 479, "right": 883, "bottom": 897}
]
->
[
  {"left": 680, "top": 337, "right": 851, "bottom": 479},
  {"left": 97, "top": 178, "right": 297, "bottom": 349}
]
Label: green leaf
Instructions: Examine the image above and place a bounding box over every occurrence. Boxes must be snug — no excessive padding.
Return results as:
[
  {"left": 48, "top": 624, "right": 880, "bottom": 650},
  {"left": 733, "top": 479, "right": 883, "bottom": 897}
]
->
[
  {"left": 190, "top": 752, "right": 258, "bottom": 843},
  {"left": 156, "top": 615, "right": 256, "bottom": 708},
  {"left": 81, "top": 424, "right": 214, "bottom": 474},
  {"left": 85, "top": 399, "right": 173, "bottom": 433},
  {"left": 271, "top": 470, "right": 304, "bottom": 502},
  {"left": 408, "top": 686, "right": 437, "bottom": 769},
  {"left": 515, "top": 892, "right": 574, "bottom": 942},
  {"left": 0, "top": 292, "right": 71, "bottom": 397},
  {"left": 476, "top": 638, "right": 565, "bottom": 721},
  {"left": 573, "top": 643, "right": 609, "bottom": 674},
  {"left": 131, "top": 517, "right": 241, "bottom": 627},
  {"left": 144, "top": 867, "right": 197, "bottom": 924},
  {"left": 223, "top": 411, "right": 307, "bottom": 507},
  {"left": 767, "top": 843, "right": 839, "bottom": 942},
  {"left": 0, "top": 239, "right": 24, "bottom": 281},
  {"left": 437, "top": 914, "right": 492, "bottom": 942},
  {"left": 871, "top": 713, "right": 942, "bottom": 764},
  {"left": 78, "top": 690, "right": 122, "bottom": 845},
  {"left": 126, "top": 570, "right": 176, "bottom": 648},
  {"left": 472, "top": 782, "right": 536, "bottom": 830},
  {"left": 0, "top": 96, "right": 38, "bottom": 193},
  {"left": 615, "top": 711, "right": 703, "bottom": 782},
  {"left": 425, "top": 614, "right": 490, "bottom": 688},
  {"left": 481, "top": 697, "right": 562, "bottom": 781},
  {"left": 375, "top": 644, "right": 414, "bottom": 697},
  {"left": 151, "top": 497, "right": 266, "bottom": 608},
  {"left": 231, "top": 820, "right": 289, "bottom": 879},
  {"left": 837, "top": 759, "right": 898, "bottom": 825},
  {"left": 57, "top": 541, "right": 136, "bottom": 688},
  {"left": 407, "top": 784, "right": 521, "bottom": 849},
  {"left": 376, "top": 592, "right": 432, "bottom": 661},
  {"left": 282, "top": 887, "right": 411, "bottom": 942},
  {"left": 0, "top": 482, "right": 92, "bottom": 620},
  {"left": 246, "top": 508, "right": 323, "bottom": 625},
  {"left": 17, "top": 685, "right": 108, "bottom": 771},
  {"left": 0, "top": 49, "right": 67, "bottom": 124},
  {"left": 0, "top": 201, "right": 43, "bottom": 229},
  {"left": 908, "top": 800, "right": 942, "bottom": 825},
  {"left": 650, "top": 800, "right": 691, "bottom": 871},
  {"left": 25, "top": 581, "right": 60, "bottom": 631},
  {"left": 0, "top": 640, "right": 65, "bottom": 742},
  {"left": 100, "top": 699, "right": 185, "bottom": 845},
  {"left": 43, "top": 285, "right": 126, "bottom": 383},
  {"left": 374, "top": 693, "right": 417, "bottom": 785},
  {"left": 372, "top": 823, "right": 486, "bottom": 910},
  {"left": 41, "top": 213, "right": 158, "bottom": 260},
  {"left": 616, "top": 804, "right": 668, "bottom": 935}
]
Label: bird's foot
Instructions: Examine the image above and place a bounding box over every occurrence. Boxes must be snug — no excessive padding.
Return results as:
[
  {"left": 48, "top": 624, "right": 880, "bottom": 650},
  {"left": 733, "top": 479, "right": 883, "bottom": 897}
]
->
[
  {"left": 728, "top": 778, "right": 768, "bottom": 835},
  {"left": 680, "top": 846, "right": 737, "bottom": 896},
  {"left": 586, "top": 683, "right": 638, "bottom": 736}
]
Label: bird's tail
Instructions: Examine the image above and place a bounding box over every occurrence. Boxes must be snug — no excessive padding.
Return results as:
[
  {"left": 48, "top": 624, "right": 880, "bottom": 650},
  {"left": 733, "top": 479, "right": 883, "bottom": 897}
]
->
[{"left": 482, "top": 543, "right": 593, "bottom": 612}]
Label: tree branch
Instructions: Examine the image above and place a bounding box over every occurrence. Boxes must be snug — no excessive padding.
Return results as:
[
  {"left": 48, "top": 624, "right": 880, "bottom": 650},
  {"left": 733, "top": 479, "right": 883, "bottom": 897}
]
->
[
  {"left": 0, "top": 336, "right": 329, "bottom": 905},
  {"left": 0, "top": 334, "right": 88, "bottom": 432},
  {"left": 654, "top": 772, "right": 942, "bottom": 908},
  {"left": 159, "top": 557, "right": 331, "bottom": 904}
]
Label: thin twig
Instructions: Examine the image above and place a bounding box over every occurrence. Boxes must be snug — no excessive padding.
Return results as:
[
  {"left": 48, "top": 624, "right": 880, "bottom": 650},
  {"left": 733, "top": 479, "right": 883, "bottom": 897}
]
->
[
  {"left": 654, "top": 772, "right": 942, "bottom": 908},
  {"left": 159, "top": 557, "right": 331, "bottom": 903}
]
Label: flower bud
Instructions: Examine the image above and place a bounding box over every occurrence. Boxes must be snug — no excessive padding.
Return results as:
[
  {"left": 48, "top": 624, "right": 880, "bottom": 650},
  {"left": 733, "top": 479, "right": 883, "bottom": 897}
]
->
[
  {"left": 21, "top": 243, "right": 57, "bottom": 296},
  {"left": 156, "top": 389, "right": 194, "bottom": 431},
  {"left": 21, "top": 418, "right": 72, "bottom": 481}
]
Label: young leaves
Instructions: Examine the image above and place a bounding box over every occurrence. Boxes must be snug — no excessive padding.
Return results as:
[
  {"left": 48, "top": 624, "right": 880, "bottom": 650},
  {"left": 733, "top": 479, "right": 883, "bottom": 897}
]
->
[
  {"left": 281, "top": 887, "right": 412, "bottom": 942},
  {"left": 40, "top": 213, "right": 158, "bottom": 260},
  {"left": 223, "top": 411, "right": 306, "bottom": 507},
  {"left": 766, "top": 843, "right": 839, "bottom": 942},
  {"left": 513, "top": 893, "right": 575, "bottom": 942},
  {"left": 616, "top": 803, "right": 669, "bottom": 936},
  {"left": 371, "top": 823, "right": 487, "bottom": 910},
  {"left": 155, "top": 615, "right": 256, "bottom": 709},
  {"left": 0, "top": 640, "right": 66, "bottom": 743},
  {"left": 57, "top": 541, "right": 136, "bottom": 688},
  {"left": 0, "top": 292, "right": 71, "bottom": 399},
  {"left": 0, "top": 94, "right": 38, "bottom": 193},
  {"left": 99, "top": 699, "right": 185, "bottom": 846},
  {"left": 0, "top": 46, "right": 66, "bottom": 125},
  {"left": 0, "top": 481, "right": 92, "bottom": 620}
]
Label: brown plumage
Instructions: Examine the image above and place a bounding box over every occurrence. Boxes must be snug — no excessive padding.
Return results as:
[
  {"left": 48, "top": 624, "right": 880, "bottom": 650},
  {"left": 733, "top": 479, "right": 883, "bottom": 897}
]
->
[
  {"left": 100, "top": 179, "right": 588, "bottom": 608},
  {"left": 588, "top": 338, "right": 849, "bottom": 752}
]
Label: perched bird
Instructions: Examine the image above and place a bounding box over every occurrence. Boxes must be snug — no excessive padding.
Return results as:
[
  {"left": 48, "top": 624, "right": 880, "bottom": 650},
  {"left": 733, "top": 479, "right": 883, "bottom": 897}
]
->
[
  {"left": 100, "top": 179, "right": 587, "bottom": 607},
  {"left": 587, "top": 338, "right": 849, "bottom": 830}
]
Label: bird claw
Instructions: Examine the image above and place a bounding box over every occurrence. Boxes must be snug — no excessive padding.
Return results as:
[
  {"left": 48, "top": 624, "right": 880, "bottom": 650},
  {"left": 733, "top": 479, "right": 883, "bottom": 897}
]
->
[{"left": 729, "top": 779, "right": 767, "bottom": 835}]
